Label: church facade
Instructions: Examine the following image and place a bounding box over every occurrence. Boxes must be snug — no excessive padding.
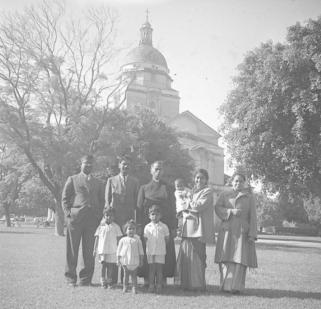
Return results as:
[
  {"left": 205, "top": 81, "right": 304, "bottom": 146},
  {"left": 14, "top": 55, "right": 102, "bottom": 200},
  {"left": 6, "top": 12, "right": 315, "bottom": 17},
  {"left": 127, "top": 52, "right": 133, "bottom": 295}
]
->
[{"left": 114, "top": 16, "right": 224, "bottom": 189}]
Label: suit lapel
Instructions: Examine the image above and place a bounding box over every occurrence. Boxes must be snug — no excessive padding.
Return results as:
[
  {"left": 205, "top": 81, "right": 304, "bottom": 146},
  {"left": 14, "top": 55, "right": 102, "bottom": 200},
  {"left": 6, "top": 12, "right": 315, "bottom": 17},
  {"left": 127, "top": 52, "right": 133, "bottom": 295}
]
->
[
  {"left": 119, "top": 174, "right": 127, "bottom": 191},
  {"left": 82, "top": 173, "right": 92, "bottom": 193}
]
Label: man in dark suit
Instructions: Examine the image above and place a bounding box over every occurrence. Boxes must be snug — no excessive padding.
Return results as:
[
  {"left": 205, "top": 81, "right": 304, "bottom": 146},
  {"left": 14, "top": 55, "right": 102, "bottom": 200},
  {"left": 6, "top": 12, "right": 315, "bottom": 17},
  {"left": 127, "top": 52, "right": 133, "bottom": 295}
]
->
[
  {"left": 105, "top": 157, "right": 139, "bottom": 284},
  {"left": 105, "top": 157, "right": 139, "bottom": 230},
  {"left": 62, "top": 155, "right": 105, "bottom": 286}
]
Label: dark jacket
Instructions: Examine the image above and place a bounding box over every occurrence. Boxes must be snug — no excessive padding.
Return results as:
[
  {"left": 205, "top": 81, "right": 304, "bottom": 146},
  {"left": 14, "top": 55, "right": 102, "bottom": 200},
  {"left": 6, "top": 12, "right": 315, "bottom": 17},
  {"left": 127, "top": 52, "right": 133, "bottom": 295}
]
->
[{"left": 62, "top": 173, "right": 105, "bottom": 223}]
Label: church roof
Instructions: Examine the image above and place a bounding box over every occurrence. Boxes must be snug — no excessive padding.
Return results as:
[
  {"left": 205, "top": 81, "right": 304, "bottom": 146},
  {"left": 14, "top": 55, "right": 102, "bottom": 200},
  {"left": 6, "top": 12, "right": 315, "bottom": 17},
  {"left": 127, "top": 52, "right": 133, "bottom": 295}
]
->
[
  {"left": 169, "top": 110, "right": 221, "bottom": 139},
  {"left": 124, "top": 45, "right": 168, "bottom": 68},
  {"left": 124, "top": 14, "right": 168, "bottom": 69}
]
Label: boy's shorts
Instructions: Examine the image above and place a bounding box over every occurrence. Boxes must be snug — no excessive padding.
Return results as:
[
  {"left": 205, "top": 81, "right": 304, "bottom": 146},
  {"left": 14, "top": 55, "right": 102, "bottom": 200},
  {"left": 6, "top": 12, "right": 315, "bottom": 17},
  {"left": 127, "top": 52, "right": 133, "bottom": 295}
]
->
[{"left": 147, "top": 255, "right": 165, "bottom": 264}]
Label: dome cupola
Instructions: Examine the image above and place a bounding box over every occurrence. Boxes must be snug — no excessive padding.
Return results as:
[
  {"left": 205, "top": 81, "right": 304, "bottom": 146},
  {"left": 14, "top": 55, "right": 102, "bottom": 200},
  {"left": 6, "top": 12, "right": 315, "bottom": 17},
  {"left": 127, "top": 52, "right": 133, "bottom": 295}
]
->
[{"left": 122, "top": 11, "right": 168, "bottom": 72}]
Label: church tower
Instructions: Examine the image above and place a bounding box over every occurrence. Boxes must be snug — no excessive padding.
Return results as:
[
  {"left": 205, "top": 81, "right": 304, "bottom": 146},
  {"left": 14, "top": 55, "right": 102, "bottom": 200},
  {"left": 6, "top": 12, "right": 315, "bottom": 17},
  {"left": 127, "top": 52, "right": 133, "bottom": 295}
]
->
[
  {"left": 117, "top": 13, "right": 180, "bottom": 121},
  {"left": 115, "top": 14, "right": 225, "bottom": 188}
]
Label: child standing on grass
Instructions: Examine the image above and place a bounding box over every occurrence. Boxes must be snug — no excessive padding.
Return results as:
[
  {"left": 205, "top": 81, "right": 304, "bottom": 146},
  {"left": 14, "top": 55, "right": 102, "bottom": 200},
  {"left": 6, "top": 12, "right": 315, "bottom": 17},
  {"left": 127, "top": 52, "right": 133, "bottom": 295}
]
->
[
  {"left": 117, "top": 219, "right": 144, "bottom": 294},
  {"left": 93, "top": 208, "right": 123, "bottom": 289},
  {"left": 144, "top": 205, "right": 169, "bottom": 293}
]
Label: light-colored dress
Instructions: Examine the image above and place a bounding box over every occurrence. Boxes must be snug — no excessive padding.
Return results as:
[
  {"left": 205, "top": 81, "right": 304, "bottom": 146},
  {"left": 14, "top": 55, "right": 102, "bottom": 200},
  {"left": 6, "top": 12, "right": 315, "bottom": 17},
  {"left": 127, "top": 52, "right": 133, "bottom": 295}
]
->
[
  {"left": 95, "top": 222, "right": 123, "bottom": 263},
  {"left": 144, "top": 221, "right": 169, "bottom": 264},
  {"left": 117, "top": 235, "right": 144, "bottom": 271},
  {"left": 176, "top": 186, "right": 214, "bottom": 291},
  {"left": 214, "top": 189, "right": 258, "bottom": 292}
]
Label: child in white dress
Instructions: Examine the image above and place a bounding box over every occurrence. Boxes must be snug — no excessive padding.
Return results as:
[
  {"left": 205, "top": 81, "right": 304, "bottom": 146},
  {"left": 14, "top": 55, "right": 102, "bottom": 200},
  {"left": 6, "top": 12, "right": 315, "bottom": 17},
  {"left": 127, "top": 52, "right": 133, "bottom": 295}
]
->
[
  {"left": 117, "top": 219, "right": 144, "bottom": 294},
  {"left": 144, "top": 205, "right": 169, "bottom": 293},
  {"left": 93, "top": 208, "right": 123, "bottom": 288}
]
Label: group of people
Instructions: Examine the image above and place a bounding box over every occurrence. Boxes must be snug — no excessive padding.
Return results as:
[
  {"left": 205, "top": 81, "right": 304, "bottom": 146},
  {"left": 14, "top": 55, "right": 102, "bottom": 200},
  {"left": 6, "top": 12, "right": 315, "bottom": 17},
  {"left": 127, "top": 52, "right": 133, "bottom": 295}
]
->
[{"left": 61, "top": 155, "right": 258, "bottom": 295}]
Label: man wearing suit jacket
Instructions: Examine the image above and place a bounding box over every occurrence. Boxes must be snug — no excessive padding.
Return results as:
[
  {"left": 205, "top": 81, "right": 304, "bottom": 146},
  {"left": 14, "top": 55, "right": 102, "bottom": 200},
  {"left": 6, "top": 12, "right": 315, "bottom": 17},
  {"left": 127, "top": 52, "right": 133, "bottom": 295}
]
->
[
  {"left": 105, "top": 157, "right": 139, "bottom": 230},
  {"left": 62, "top": 155, "right": 105, "bottom": 286},
  {"left": 105, "top": 157, "right": 139, "bottom": 284}
]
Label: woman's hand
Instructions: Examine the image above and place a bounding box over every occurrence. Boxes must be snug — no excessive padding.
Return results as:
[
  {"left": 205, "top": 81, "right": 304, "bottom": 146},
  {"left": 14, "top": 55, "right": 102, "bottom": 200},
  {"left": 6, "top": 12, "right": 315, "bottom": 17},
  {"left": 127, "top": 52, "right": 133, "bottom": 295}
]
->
[{"left": 117, "top": 258, "right": 122, "bottom": 267}]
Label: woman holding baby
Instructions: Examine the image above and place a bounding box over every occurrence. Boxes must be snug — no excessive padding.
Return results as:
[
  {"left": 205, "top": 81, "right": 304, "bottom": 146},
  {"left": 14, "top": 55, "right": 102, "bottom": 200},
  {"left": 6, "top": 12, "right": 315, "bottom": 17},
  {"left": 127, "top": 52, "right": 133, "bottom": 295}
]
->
[{"left": 175, "top": 168, "right": 215, "bottom": 291}]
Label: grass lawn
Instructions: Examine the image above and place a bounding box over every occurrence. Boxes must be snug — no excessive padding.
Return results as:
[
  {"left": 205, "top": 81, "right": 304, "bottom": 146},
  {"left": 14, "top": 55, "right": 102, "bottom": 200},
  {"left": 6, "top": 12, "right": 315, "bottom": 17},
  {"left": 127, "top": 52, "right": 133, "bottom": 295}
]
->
[{"left": 1, "top": 225, "right": 321, "bottom": 309}]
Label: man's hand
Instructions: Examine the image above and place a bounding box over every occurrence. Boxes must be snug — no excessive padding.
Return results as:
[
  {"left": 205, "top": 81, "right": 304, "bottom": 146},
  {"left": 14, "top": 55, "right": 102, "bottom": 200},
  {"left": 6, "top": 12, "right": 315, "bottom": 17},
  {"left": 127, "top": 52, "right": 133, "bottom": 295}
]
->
[
  {"left": 230, "top": 209, "right": 241, "bottom": 217},
  {"left": 170, "top": 229, "right": 177, "bottom": 238}
]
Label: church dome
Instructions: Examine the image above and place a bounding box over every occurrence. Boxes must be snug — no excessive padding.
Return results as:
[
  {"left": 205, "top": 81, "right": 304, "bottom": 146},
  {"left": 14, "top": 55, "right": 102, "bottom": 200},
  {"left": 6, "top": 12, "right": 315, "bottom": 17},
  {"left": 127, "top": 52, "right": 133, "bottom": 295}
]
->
[
  {"left": 123, "top": 15, "right": 168, "bottom": 70},
  {"left": 124, "top": 44, "right": 168, "bottom": 68}
]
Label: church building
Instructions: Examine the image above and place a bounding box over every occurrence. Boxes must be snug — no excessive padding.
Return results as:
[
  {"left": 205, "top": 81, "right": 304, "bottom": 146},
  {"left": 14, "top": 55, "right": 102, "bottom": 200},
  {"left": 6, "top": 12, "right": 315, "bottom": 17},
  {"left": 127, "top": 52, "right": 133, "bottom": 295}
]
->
[{"left": 114, "top": 15, "right": 224, "bottom": 189}]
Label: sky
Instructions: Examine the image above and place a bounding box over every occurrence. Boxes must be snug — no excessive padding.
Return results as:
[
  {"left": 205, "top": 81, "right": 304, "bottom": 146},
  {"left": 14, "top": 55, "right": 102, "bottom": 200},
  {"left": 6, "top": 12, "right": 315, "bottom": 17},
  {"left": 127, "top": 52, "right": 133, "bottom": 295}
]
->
[{"left": 1, "top": 0, "right": 321, "bottom": 132}]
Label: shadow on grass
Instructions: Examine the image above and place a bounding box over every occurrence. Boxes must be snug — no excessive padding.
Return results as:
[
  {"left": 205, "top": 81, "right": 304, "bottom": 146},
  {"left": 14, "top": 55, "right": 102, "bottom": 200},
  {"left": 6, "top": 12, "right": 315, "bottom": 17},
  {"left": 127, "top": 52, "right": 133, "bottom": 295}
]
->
[
  {"left": 256, "top": 242, "right": 321, "bottom": 253},
  {"left": 258, "top": 236, "right": 321, "bottom": 244},
  {"left": 133, "top": 285, "right": 321, "bottom": 300},
  {"left": 244, "top": 287, "right": 321, "bottom": 300}
]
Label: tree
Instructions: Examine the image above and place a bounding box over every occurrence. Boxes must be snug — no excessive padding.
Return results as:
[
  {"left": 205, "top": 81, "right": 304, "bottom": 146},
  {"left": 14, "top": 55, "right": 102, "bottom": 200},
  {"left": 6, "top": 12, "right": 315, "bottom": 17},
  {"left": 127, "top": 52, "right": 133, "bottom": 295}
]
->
[
  {"left": 0, "top": 1, "right": 127, "bottom": 235},
  {"left": 124, "top": 110, "right": 194, "bottom": 185},
  {"left": 15, "top": 177, "right": 56, "bottom": 217},
  {"left": 256, "top": 193, "right": 283, "bottom": 228},
  {"left": 303, "top": 196, "right": 321, "bottom": 229},
  {"left": 0, "top": 2, "right": 194, "bottom": 235},
  {"left": 220, "top": 17, "right": 321, "bottom": 201},
  {"left": 93, "top": 109, "right": 195, "bottom": 185},
  {"left": 0, "top": 145, "right": 32, "bottom": 226}
]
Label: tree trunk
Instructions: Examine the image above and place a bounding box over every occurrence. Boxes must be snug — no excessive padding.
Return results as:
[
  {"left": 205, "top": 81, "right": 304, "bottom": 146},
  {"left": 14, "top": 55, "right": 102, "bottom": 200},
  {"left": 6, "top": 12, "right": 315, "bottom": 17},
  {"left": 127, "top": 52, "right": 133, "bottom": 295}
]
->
[
  {"left": 3, "top": 202, "right": 11, "bottom": 227},
  {"left": 54, "top": 198, "right": 65, "bottom": 236}
]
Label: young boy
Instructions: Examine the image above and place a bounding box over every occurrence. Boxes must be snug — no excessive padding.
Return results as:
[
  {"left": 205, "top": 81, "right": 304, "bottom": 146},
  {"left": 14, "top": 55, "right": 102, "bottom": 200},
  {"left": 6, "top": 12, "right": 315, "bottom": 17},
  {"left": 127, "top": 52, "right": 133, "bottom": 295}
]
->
[{"left": 144, "top": 205, "right": 169, "bottom": 293}]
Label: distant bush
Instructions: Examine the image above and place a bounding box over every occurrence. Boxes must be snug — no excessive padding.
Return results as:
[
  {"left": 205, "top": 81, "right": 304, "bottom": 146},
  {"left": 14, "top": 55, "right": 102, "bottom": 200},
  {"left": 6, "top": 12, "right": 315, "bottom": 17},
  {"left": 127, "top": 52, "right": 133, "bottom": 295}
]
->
[{"left": 275, "top": 226, "right": 318, "bottom": 236}]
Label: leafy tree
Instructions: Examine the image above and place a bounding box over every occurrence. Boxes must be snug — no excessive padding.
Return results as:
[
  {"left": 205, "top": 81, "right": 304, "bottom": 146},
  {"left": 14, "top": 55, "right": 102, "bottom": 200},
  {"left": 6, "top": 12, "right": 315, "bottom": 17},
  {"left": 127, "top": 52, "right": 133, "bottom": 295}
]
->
[
  {"left": 16, "top": 178, "right": 56, "bottom": 217},
  {"left": 303, "top": 196, "right": 321, "bottom": 228},
  {"left": 0, "top": 1, "right": 130, "bottom": 235},
  {"left": 94, "top": 109, "right": 194, "bottom": 186},
  {"left": 0, "top": 145, "right": 32, "bottom": 226},
  {"left": 256, "top": 193, "right": 283, "bottom": 228},
  {"left": 0, "top": 2, "right": 194, "bottom": 235},
  {"left": 278, "top": 195, "right": 308, "bottom": 224},
  {"left": 220, "top": 17, "right": 321, "bottom": 201}
]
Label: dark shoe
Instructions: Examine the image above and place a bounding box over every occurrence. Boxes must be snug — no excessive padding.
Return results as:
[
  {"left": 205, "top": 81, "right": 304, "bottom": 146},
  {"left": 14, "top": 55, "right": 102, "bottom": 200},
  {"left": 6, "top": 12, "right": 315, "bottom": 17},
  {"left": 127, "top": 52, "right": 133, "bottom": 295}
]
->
[
  {"left": 143, "top": 278, "right": 149, "bottom": 288},
  {"left": 162, "top": 278, "right": 167, "bottom": 288},
  {"left": 231, "top": 290, "right": 241, "bottom": 295},
  {"left": 79, "top": 281, "right": 92, "bottom": 287},
  {"left": 148, "top": 285, "right": 155, "bottom": 293},
  {"left": 156, "top": 285, "right": 162, "bottom": 294}
]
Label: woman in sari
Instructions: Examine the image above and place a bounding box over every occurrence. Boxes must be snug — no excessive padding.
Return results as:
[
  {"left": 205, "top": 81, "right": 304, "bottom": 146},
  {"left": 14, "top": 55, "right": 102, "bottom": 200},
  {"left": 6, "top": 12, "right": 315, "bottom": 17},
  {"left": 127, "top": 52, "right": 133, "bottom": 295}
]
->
[
  {"left": 137, "top": 161, "right": 176, "bottom": 285},
  {"left": 214, "top": 172, "right": 257, "bottom": 293},
  {"left": 176, "top": 169, "right": 215, "bottom": 291}
]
